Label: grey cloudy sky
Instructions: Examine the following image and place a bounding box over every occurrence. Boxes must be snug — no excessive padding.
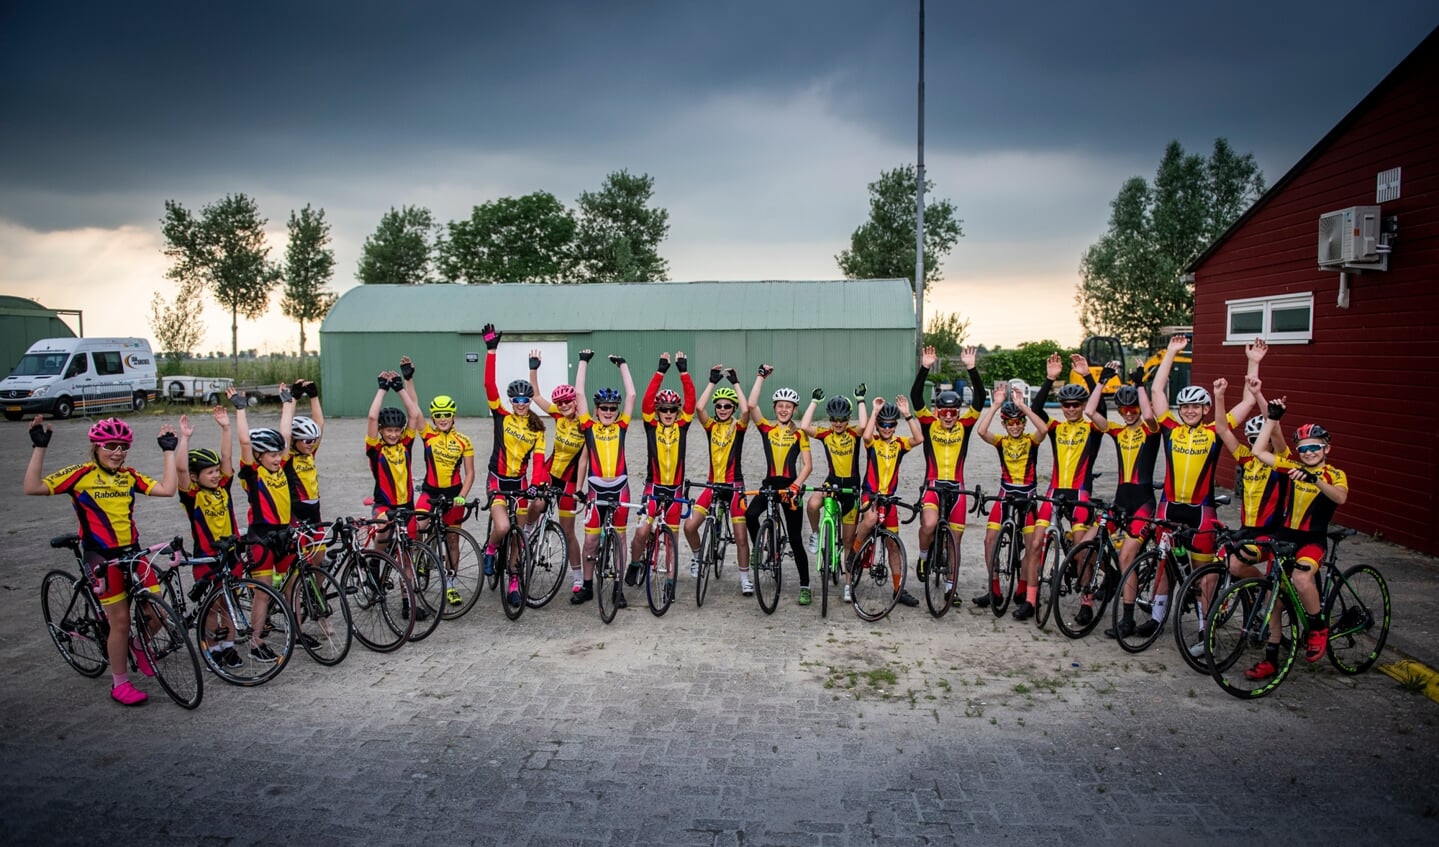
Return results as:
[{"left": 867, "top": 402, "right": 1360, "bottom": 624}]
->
[{"left": 1, "top": 1, "right": 1434, "bottom": 351}]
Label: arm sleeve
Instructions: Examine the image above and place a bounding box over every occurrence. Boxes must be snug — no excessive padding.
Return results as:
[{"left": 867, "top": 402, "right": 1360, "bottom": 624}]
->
[
  {"left": 1032, "top": 379, "right": 1054, "bottom": 423},
  {"left": 909, "top": 364, "right": 930, "bottom": 411},
  {"left": 681, "top": 372, "right": 696, "bottom": 414},
  {"left": 641, "top": 370, "right": 663, "bottom": 415},
  {"left": 967, "top": 367, "right": 984, "bottom": 412},
  {"left": 485, "top": 350, "right": 500, "bottom": 407}
]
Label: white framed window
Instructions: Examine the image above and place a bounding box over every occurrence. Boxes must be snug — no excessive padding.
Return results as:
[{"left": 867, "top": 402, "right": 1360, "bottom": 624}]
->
[{"left": 1224, "top": 292, "right": 1313, "bottom": 344}]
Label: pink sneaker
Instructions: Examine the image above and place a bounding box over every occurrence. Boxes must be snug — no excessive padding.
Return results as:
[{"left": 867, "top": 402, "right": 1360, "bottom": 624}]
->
[
  {"left": 110, "top": 681, "right": 148, "bottom": 706},
  {"left": 129, "top": 637, "right": 155, "bottom": 677}
]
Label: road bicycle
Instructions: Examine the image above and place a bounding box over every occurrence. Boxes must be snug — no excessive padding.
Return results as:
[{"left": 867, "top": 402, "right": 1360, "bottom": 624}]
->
[
  {"left": 1111, "top": 497, "right": 1230, "bottom": 653},
  {"left": 327, "top": 515, "right": 416, "bottom": 652},
  {"left": 520, "top": 486, "right": 572, "bottom": 609},
  {"left": 478, "top": 489, "right": 531, "bottom": 621},
  {"left": 686, "top": 481, "right": 740, "bottom": 608},
  {"left": 587, "top": 488, "right": 639, "bottom": 624},
  {"left": 916, "top": 481, "right": 985, "bottom": 619},
  {"left": 745, "top": 484, "right": 800, "bottom": 615},
  {"left": 1170, "top": 527, "right": 1255, "bottom": 674},
  {"left": 375, "top": 504, "right": 447, "bottom": 640},
  {"left": 977, "top": 488, "right": 1039, "bottom": 616},
  {"left": 1026, "top": 490, "right": 1087, "bottom": 629},
  {"left": 805, "top": 481, "right": 858, "bottom": 619},
  {"left": 632, "top": 489, "right": 693, "bottom": 617},
  {"left": 1048, "top": 496, "right": 1130, "bottom": 639},
  {"left": 276, "top": 524, "right": 354, "bottom": 666},
  {"left": 412, "top": 493, "right": 485, "bottom": 620},
  {"left": 1205, "top": 528, "right": 1389, "bottom": 699},
  {"left": 847, "top": 493, "right": 921, "bottom": 622},
  {"left": 40, "top": 535, "right": 203, "bottom": 709}
]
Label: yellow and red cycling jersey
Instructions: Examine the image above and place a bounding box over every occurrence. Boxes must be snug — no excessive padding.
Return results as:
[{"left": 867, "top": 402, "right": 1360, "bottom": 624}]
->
[
  {"left": 1235, "top": 444, "right": 1288, "bottom": 529},
  {"left": 420, "top": 425, "right": 474, "bottom": 491},
  {"left": 814, "top": 425, "right": 861, "bottom": 484},
  {"left": 754, "top": 417, "right": 809, "bottom": 479},
  {"left": 179, "top": 476, "right": 238, "bottom": 557},
  {"left": 1045, "top": 418, "right": 1105, "bottom": 491},
  {"left": 284, "top": 449, "right": 320, "bottom": 502},
  {"left": 485, "top": 351, "right": 545, "bottom": 479},
  {"left": 1104, "top": 421, "right": 1161, "bottom": 487},
  {"left": 43, "top": 462, "right": 159, "bottom": 551},
  {"left": 994, "top": 433, "right": 1040, "bottom": 489},
  {"left": 915, "top": 408, "right": 981, "bottom": 482},
  {"left": 863, "top": 435, "right": 912, "bottom": 495},
  {"left": 640, "top": 370, "right": 696, "bottom": 486},
  {"left": 1273, "top": 457, "right": 1347, "bottom": 537},
  {"left": 1158, "top": 411, "right": 1221, "bottom": 506},
  {"left": 545, "top": 405, "right": 587, "bottom": 482},
  {"left": 580, "top": 412, "right": 630, "bottom": 480},
  {"left": 703, "top": 417, "right": 746, "bottom": 483},
  {"left": 365, "top": 431, "right": 415, "bottom": 510},
  {"left": 240, "top": 459, "right": 294, "bottom": 528}
]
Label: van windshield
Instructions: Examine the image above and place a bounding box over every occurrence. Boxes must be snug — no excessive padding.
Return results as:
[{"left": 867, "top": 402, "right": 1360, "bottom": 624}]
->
[{"left": 10, "top": 353, "right": 67, "bottom": 377}]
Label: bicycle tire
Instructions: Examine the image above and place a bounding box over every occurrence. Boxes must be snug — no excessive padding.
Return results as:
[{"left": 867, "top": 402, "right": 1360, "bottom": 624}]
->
[
  {"left": 753, "top": 520, "right": 783, "bottom": 615},
  {"left": 293, "top": 566, "right": 353, "bottom": 666},
  {"left": 1325, "top": 564, "right": 1391, "bottom": 675},
  {"left": 990, "top": 523, "right": 1016, "bottom": 616},
  {"left": 1115, "top": 551, "right": 1173, "bottom": 653},
  {"left": 525, "top": 520, "right": 570, "bottom": 609},
  {"left": 499, "top": 527, "right": 528, "bottom": 621},
  {"left": 819, "top": 521, "right": 835, "bottom": 618},
  {"left": 435, "top": 525, "right": 484, "bottom": 620},
  {"left": 1173, "top": 563, "right": 1228, "bottom": 674},
  {"left": 695, "top": 520, "right": 714, "bottom": 608},
  {"left": 41, "top": 570, "right": 109, "bottom": 678},
  {"left": 645, "top": 526, "right": 678, "bottom": 616},
  {"left": 340, "top": 550, "right": 415, "bottom": 652},
  {"left": 1206, "top": 577, "right": 1298, "bottom": 699},
  {"left": 923, "top": 530, "right": 957, "bottom": 619},
  {"left": 595, "top": 531, "right": 620, "bottom": 624},
  {"left": 713, "top": 508, "right": 729, "bottom": 579},
  {"left": 851, "top": 531, "right": 905, "bottom": 622},
  {"left": 1051, "top": 540, "right": 1109, "bottom": 639},
  {"left": 132, "top": 593, "right": 203, "bottom": 709},
  {"left": 397, "top": 538, "right": 445, "bottom": 641},
  {"left": 1034, "top": 530, "right": 1063, "bottom": 629},
  {"left": 196, "top": 578, "right": 295, "bottom": 686}
]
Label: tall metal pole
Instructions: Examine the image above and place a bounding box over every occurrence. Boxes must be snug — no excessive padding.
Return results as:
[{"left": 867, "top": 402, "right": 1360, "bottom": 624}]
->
[{"left": 914, "top": 0, "right": 926, "bottom": 355}]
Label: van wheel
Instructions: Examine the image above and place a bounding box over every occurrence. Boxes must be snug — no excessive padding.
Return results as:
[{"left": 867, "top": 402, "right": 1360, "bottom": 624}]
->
[
  {"left": 53, "top": 397, "right": 74, "bottom": 420},
  {"left": 2, "top": 411, "right": 22, "bottom": 422},
  {"left": 132, "top": 392, "right": 148, "bottom": 413},
  {"left": 202, "top": 394, "right": 218, "bottom": 406}
]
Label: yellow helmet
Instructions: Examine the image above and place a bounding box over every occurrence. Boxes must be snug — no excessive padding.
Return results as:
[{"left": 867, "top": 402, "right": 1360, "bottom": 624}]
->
[{"left": 430, "top": 395, "right": 458, "bottom": 415}]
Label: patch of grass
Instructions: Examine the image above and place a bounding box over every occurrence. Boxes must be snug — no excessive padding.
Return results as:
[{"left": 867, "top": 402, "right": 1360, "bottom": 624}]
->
[
  {"left": 866, "top": 668, "right": 898, "bottom": 687},
  {"left": 1013, "top": 683, "right": 1031, "bottom": 695},
  {"left": 1396, "top": 667, "right": 1431, "bottom": 694}
]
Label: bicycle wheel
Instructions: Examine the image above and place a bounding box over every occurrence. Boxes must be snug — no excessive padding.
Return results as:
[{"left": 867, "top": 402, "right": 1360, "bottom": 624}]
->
[
  {"left": 923, "top": 530, "right": 957, "bottom": 619},
  {"left": 819, "top": 522, "right": 836, "bottom": 618},
  {"left": 499, "top": 528, "right": 528, "bottom": 621},
  {"left": 1325, "top": 564, "right": 1391, "bottom": 675},
  {"left": 713, "top": 511, "right": 730, "bottom": 579},
  {"left": 695, "top": 520, "right": 714, "bottom": 608},
  {"left": 1206, "top": 577, "right": 1298, "bottom": 699},
  {"left": 989, "top": 524, "right": 1016, "bottom": 616},
  {"left": 293, "top": 566, "right": 353, "bottom": 666},
  {"left": 1051, "top": 540, "right": 1108, "bottom": 639},
  {"left": 1115, "top": 551, "right": 1173, "bottom": 653},
  {"left": 852, "top": 531, "right": 905, "bottom": 622},
  {"left": 340, "top": 550, "right": 415, "bottom": 653},
  {"left": 645, "top": 527, "right": 678, "bottom": 616},
  {"left": 196, "top": 579, "right": 294, "bottom": 686},
  {"left": 132, "top": 593, "right": 203, "bottom": 709},
  {"left": 41, "top": 571, "right": 109, "bottom": 678},
  {"left": 435, "top": 526, "right": 484, "bottom": 620},
  {"left": 397, "top": 538, "right": 445, "bottom": 641},
  {"left": 595, "top": 532, "right": 620, "bottom": 624},
  {"left": 1034, "top": 530, "right": 1064, "bottom": 629},
  {"left": 525, "top": 520, "right": 570, "bottom": 609},
  {"left": 1173, "top": 563, "right": 1228, "bottom": 674},
  {"left": 753, "top": 520, "right": 782, "bottom": 615}
]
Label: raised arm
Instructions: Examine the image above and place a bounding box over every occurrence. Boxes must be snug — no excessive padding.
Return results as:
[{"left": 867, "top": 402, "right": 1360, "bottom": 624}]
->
[
  {"left": 1150, "top": 333, "right": 1189, "bottom": 419},
  {"left": 232, "top": 388, "right": 256, "bottom": 465},
  {"left": 152, "top": 424, "right": 179, "bottom": 497},
  {"left": 399, "top": 356, "right": 419, "bottom": 409},
  {"left": 214, "top": 404, "right": 235, "bottom": 477},
  {"left": 861, "top": 397, "right": 882, "bottom": 444},
  {"left": 642, "top": 352, "right": 669, "bottom": 415},
  {"left": 397, "top": 374, "right": 423, "bottom": 431},
  {"left": 574, "top": 349, "right": 592, "bottom": 417},
  {"left": 747, "top": 364, "right": 772, "bottom": 424},
  {"left": 615, "top": 355, "right": 637, "bottom": 419},
  {"left": 695, "top": 365, "right": 722, "bottom": 426},
  {"left": 975, "top": 385, "right": 1004, "bottom": 445},
  {"left": 527, "top": 348, "right": 552, "bottom": 409},
  {"left": 1212, "top": 378, "right": 1242, "bottom": 455},
  {"left": 1084, "top": 370, "right": 1108, "bottom": 430},
  {"left": 175, "top": 414, "right": 195, "bottom": 491},
  {"left": 729, "top": 367, "right": 748, "bottom": 421},
  {"left": 677, "top": 352, "right": 695, "bottom": 415},
  {"left": 911, "top": 346, "right": 936, "bottom": 410},
  {"left": 305, "top": 381, "right": 325, "bottom": 442},
  {"left": 855, "top": 383, "right": 869, "bottom": 432},
  {"left": 1016, "top": 387, "right": 1048, "bottom": 444},
  {"left": 278, "top": 382, "right": 296, "bottom": 452},
  {"left": 1251, "top": 397, "right": 1284, "bottom": 467},
  {"left": 799, "top": 387, "right": 822, "bottom": 437},
  {"left": 897, "top": 395, "right": 923, "bottom": 446},
  {"left": 23, "top": 416, "right": 54, "bottom": 495},
  {"left": 365, "top": 373, "right": 390, "bottom": 442},
  {"left": 962, "top": 347, "right": 984, "bottom": 411},
  {"left": 1032, "top": 352, "right": 1063, "bottom": 423}
]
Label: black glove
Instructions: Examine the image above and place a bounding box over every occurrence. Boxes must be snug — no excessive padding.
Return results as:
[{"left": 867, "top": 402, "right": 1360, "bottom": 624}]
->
[
  {"left": 388, "top": 375, "right": 406, "bottom": 392},
  {"left": 709, "top": 367, "right": 724, "bottom": 385},
  {"left": 609, "top": 354, "right": 626, "bottom": 366},
  {"left": 400, "top": 361, "right": 415, "bottom": 381},
  {"left": 231, "top": 392, "right": 249, "bottom": 409},
  {"left": 306, "top": 382, "right": 319, "bottom": 398},
  {"left": 1129, "top": 367, "right": 1145, "bottom": 386},
  {"left": 157, "top": 432, "right": 179, "bottom": 452},
  {"left": 725, "top": 368, "right": 738, "bottom": 384},
  {"left": 1099, "top": 366, "right": 1117, "bottom": 384},
  {"left": 29, "top": 422, "right": 51, "bottom": 448},
  {"left": 675, "top": 354, "right": 687, "bottom": 374},
  {"left": 279, "top": 388, "right": 293, "bottom": 404},
  {"left": 811, "top": 388, "right": 824, "bottom": 401},
  {"left": 854, "top": 382, "right": 867, "bottom": 399},
  {"left": 528, "top": 355, "right": 541, "bottom": 371},
  {"left": 656, "top": 356, "right": 670, "bottom": 374},
  {"left": 482, "top": 323, "right": 502, "bottom": 350},
  {"left": 1267, "top": 400, "right": 1285, "bottom": 420},
  {"left": 757, "top": 365, "right": 773, "bottom": 378},
  {"left": 579, "top": 349, "right": 594, "bottom": 363},
  {"left": 1298, "top": 470, "right": 1319, "bottom": 484}
]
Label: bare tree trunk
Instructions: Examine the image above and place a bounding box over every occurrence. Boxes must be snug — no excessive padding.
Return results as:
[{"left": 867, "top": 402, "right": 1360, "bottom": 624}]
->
[
  {"left": 231, "top": 305, "right": 239, "bottom": 378},
  {"left": 298, "top": 322, "right": 307, "bottom": 359}
]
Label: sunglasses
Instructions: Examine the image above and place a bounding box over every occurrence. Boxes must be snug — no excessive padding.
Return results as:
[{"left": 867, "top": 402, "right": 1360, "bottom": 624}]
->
[
  {"left": 1119, "top": 406, "right": 1140, "bottom": 414},
  {"left": 100, "top": 442, "right": 130, "bottom": 453},
  {"left": 1296, "top": 443, "right": 1325, "bottom": 454},
  {"left": 597, "top": 405, "right": 619, "bottom": 413},
  {"left": 937, "top": 409, "right": 959, "bottom": 416},
  {"left": 656, "top": 406, "right": 679, "bottom": 414},
  {"left": 298, "top": 438, "right": 318, "bottom": 445},
  {"left": 511, "top": 398, "right": 530, "bottom": 405},
  {"left": 877, "top": 422, "right": 897, "bottom": 429},
  {"left": 1061, "top": 402, "right": 1083, "bottom": 409},
  {"left": 431, "top": 413, "right": 454, "bottom": 419},
  {"left": 713, "top": 403, "right": 735, "bottom": 411},
  {"left": 829, "top": 418, "right": 849, "bottom": 424}
]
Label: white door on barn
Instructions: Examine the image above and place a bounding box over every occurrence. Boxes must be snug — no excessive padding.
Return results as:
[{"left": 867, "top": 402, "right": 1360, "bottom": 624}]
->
[{"left": 490, "top": 341, "right": 570, "bottom": 417}]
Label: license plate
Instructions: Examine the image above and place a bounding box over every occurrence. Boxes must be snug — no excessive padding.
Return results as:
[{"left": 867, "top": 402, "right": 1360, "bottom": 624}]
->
[{"left": 5, "top": 406, "right": 20, "bottom": 413}]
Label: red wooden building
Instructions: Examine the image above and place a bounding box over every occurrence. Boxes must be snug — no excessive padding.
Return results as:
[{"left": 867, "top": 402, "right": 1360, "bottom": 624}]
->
[{"left": 1188, "top": 27, "right": 1439, "bottom": 556}]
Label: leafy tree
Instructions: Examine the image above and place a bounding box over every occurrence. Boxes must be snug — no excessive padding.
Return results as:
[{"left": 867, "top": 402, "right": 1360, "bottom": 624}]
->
[
  {"left": 837, "top": 165, "right": 963, "bottom": 294},
  {"left": 923, "top": 311, "right": 971, "bottom": 357},
  {"left": 357, "top": 205, "right": 435, "bottom": 285},
  {"left": 281, "top": 204, "right": 337, "bottom": 358},
  {"left": 573, "top": 170, "right": 670, "bottom": 281},
  {"left": 147, "top": 277, "right": 205, "bottom": 364},
  {"left": 438, "top": 192, "right": 577, "bottom": 283},
  {"left": 978, "top": 340, "right": 1075, "bottom": 388},
  {"left": 1076, "top": 139, "right": 1264, "bottom": 347},
  {"left": 161, "top": 194, "right": 281, "bottom": 374}
]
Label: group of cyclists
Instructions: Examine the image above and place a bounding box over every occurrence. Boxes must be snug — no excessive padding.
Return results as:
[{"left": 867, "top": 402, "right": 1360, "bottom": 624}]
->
[{"left": 22, "top": 322, "right": 1351, "bottom": 705}]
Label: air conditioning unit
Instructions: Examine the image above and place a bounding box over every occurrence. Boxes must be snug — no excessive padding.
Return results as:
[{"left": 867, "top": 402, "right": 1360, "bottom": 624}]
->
[{"left": 1318, "top": 205, "right": 1380, "bottom": 267}]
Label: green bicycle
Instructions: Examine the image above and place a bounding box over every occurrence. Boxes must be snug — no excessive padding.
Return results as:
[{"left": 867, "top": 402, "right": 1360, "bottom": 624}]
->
[{"left": 806, "top": 482, "right": 858, "bottom": 618}]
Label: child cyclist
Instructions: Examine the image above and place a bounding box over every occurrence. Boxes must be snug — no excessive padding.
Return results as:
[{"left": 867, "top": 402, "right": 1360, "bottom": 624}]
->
[
  {"left": 284, "top": 377, "right": 326, "bottom": 568},
  {"left": 365, "top": 365, "right": 427, "bottom": 620},
  {"left": 798, "top": 384, "right": 867, "bottom": 598},
  {"left": 575, "top": 348, "right": 637, "bottom": 607},
  {"left": 746, "top": 365, "right": 813, "bottom": 604},
  {"left": 683, "top": 366, "right": 752, "bottom": 594},
  {"left": 480, "top": 324, "right": 548, "bottom": 609},
  {"left": 528, "top": 349, "right": 589, "bottom": 603},
  {"left": 974, "top": 385, "right": 1049, "bottom": 610},
  {"left": 235, "top": 384, "right": 302, "bottom": 656},
  {"left": 626, "top": 351, "right": 696, "bottom": 602},
  {"left": 175, "top": 406, "right": 245, "bottom": 669},
  {"left": 406, "top": 358, "right": 477, "bottom": 607},
  {"left": 24, "top": 415, "right": 178, "bottom": 706},
  {"left": 850, "top": 397, "right": 925, "bottom": 606}
]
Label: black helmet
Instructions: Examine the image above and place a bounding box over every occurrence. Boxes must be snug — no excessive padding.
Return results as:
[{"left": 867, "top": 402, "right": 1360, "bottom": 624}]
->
[
  {"left": 877, "top": 403, "right": 901, "bottom": 423},
  {"left": 1057, "top": 383, "right": 1090, "bottom": 403},
  {"left": 935, "top": 390, "right": 962, "bottom": 409},
  {"left": 507, "top": 379, "right": 534, "bottom": 400},
  {"left": 377, "top": 406, "right": 407, "bottom": 428},
  {"left": 1114, "top": 385, "right": 1140, "bottom": 408},
  {"left": 825, "top": 396, "right": 852, "bottom": 417},
  {"left": 248, "top": 428, "right": 285, "bottom": 455},
  {"left": 999, "top": 402, "right": 1024, "bottom": 421},
  {"left": 187, "top": 447, "right": 221, "bottom": 472}
]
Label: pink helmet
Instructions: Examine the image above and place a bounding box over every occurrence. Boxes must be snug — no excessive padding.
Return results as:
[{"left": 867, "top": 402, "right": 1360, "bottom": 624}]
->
[
  {"left": 655, "top": 389, "right": 682, "bottom": 407},
  {"left": 88, "top": 418, "right": 134, "bottom": 445},
  {"left": 551, "top": 384, "right": 577, "bottom": 404}
]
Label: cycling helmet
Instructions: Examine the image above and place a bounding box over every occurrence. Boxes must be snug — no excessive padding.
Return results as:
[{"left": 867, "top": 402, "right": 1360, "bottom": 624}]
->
[
  {"left": 934, "top": 390, "right": 962, "bottom": 410},
  {"left": 291, "top": 415, "right": 321, "bottom": 440},
  {"left": 377, "top": 406, "right": 407, "bottom": 428},
  {"left": 507, "top": 380, "right": 534, "bottom": 400},
  {"left": 1175, "top": 385, "right": 1212, "bottom": 406},
  {"left": 712, "top": 387, "right": 739, "bottom": 404},
  {"left": 772, "top": 387, "right": 800, "bottom": 404},
  {"left": 249, "top": 428, "right": 286, "bottom": 455},
  {"left": 1293, "top": 422, "right": 1331, "bottom": 443},
  {"left": 593, "top": 387, "right": 622, "bottom": 405},
  {"left": 550, "top": 384, "right": 577, "bottom": 404},
  {"left": 1114, "top": 385, "right": 1141, "bottom": 408},
  {"left": 877, "top": 403, "right": 901, "bottom": 424},
  {"left": 429, "top": 395, "right": 457, "bottom": 416},
  {"left": 825, "top": 396, "right": 852, "bottom": 418},
  {"left": 999, "top": 402, "right": 1024, "bottom": 421},
  {"left": 1057, "top": 383, "right": 1090, "bottom": 403},
  {"left": 187, "top": 447, "right": 221, "bottom": 472},
  {"left": 654, "top": 389, "right": 681, "bottom": 408},
  {"left": 88, "top": 418, "right": 133, "bottom": 445},
  {"left": 1244, "top": 416, "right": 1266, "bottom": 440}
]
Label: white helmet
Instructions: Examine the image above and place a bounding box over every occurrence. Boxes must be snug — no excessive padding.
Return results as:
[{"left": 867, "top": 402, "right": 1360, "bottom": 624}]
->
[
  {"left": 291, "top": 416, "right": 321, "bottom": 440},
  {"left": 771, "top": 387, "right": 800, "bottom": 404},
  {"left": 1175, "top": 385, "right": 1211, "bottom": 406},
  {"left": 1244, "top": 416, "right": 1265, "bottom": 439}
]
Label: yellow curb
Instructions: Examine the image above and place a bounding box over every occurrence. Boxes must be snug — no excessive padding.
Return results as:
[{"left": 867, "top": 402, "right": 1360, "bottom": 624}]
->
[{"left": 1378, "top": 659, "right": 1439, "bottom": 704}]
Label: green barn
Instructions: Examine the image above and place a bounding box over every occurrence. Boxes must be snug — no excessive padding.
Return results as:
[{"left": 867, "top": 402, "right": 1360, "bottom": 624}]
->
[
  {"left": 317, "top": 280, "right": 919, "bottom": 417},
  {"left": 0, "top": 295, "right": 76, "bottom": 373}
]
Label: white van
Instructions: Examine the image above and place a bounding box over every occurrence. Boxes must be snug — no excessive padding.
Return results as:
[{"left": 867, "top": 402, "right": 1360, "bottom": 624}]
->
[{"left": 2, "top": 337, "right": 157, "bottom": 421}]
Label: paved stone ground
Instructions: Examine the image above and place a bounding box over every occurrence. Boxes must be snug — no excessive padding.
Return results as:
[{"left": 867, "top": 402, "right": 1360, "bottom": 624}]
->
[{"left": 2, "top": 411, "right": 1436, "bottom": 845}]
